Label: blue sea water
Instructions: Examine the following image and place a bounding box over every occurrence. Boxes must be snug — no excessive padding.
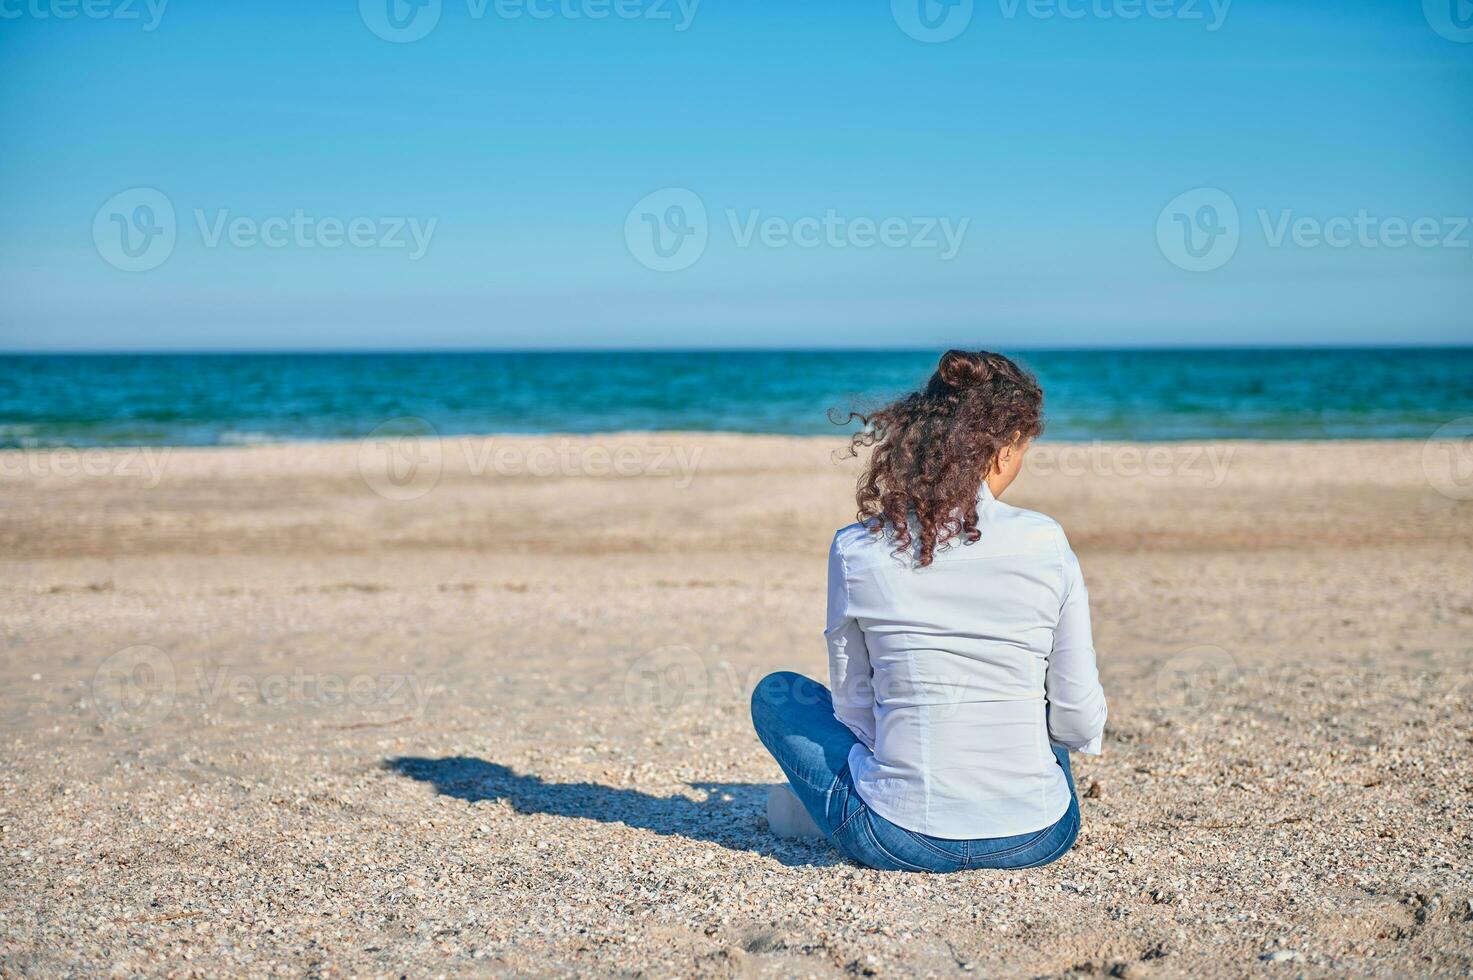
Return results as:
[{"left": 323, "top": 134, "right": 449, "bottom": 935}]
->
[{"left": 1, "top": 349, "right": 1470, "bottom": 448}]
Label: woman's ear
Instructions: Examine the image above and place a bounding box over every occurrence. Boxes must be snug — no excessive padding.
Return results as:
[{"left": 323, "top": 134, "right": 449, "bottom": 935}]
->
[{"left": 995, "top": 432, "right": 1024, "bottom": 470}]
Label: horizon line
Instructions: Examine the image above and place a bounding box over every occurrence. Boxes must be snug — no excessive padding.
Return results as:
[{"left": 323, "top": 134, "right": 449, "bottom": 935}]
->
[{"left": 4, "top": 342, "right": 1472, "bottom": 356}]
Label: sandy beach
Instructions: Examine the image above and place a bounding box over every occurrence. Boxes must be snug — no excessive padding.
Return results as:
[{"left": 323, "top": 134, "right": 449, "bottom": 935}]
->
[{"left": 1, "top": 433, "right": 1470, "bottom": 977}]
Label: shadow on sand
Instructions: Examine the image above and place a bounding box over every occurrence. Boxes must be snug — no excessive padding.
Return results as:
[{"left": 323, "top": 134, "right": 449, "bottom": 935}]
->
[{"left": 385, "top": 756, "right": 843, "bottom": 867}]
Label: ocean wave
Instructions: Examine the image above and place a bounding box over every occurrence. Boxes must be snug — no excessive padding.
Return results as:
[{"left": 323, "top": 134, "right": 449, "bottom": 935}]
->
[{"left": 217, "top": 431, "right": 282, "bottom": 446}]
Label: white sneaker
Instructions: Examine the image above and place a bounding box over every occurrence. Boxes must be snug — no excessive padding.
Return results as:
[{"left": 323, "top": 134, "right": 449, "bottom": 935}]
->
[{"left": 766, "top": 784, "right": 823, "bottom": 839}]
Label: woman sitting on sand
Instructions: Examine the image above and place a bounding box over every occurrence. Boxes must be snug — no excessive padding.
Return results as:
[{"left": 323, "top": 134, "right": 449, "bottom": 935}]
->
[{"left": 751, "top": 349, "right": 1106, "bottom": 872}]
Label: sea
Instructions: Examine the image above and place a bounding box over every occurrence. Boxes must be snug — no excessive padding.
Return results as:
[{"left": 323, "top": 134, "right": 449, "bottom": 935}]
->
[{"left": 1, "top": 348, "right": 1471, "bottom": 448}]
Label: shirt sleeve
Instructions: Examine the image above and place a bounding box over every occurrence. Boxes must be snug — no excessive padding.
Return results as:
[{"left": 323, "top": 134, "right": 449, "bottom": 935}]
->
[
  {"left": 1047, "top": 528, "right": 1108, "bottom": 755},
  {"left": 826, "top": 533, "right": 876, "bottom": 749}
]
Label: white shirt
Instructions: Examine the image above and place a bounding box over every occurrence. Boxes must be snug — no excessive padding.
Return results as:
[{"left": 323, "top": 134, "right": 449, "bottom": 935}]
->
[{"left": 826, "top": 484, "right": 1106, "bottom": 840}]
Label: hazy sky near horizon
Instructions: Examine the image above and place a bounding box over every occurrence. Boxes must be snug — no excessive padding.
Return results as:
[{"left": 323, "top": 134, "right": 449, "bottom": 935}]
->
[{"left": 1, "top": 0, "right": 1470, "bottom": 351}]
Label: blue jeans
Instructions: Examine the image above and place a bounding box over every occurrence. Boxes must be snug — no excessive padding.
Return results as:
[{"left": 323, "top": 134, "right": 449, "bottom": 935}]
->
[{"left": 750, "top": 671, "right": 1080, "bottom": 872}]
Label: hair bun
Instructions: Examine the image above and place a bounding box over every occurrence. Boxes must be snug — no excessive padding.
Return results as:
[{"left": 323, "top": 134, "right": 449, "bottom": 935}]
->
[{"left": 936, "top": 349, "right": 994, "bottom": 388}]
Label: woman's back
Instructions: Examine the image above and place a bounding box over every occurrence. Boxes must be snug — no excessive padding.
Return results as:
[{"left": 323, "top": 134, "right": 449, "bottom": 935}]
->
[{"left": 827, "top": 484, "right": 1106, "bottom": 839}]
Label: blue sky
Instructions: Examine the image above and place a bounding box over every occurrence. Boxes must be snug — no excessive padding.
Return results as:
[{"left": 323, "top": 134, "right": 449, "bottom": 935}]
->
[{"left": 1, "top": 0, "right": 1470, "bottom": 350}]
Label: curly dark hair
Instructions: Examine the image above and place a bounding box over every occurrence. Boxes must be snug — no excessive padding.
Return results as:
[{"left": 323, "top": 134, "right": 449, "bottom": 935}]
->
[{"left": 841, "top": 349, "right": 1044, "bottom": 568}]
